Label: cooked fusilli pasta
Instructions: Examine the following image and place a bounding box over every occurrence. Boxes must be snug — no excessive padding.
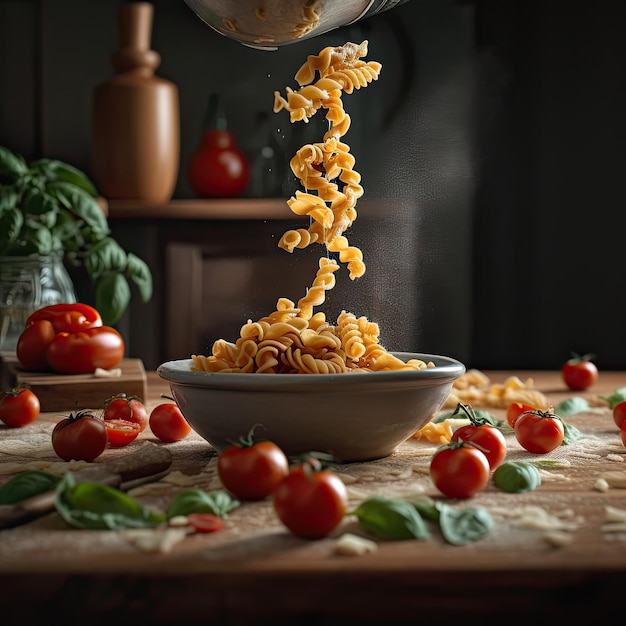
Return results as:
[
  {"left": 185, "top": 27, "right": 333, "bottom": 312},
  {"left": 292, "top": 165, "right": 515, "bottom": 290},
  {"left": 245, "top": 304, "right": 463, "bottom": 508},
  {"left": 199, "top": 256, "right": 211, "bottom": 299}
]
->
[{"left": 190, "top": 41, "right": 434, "bottom": 374}]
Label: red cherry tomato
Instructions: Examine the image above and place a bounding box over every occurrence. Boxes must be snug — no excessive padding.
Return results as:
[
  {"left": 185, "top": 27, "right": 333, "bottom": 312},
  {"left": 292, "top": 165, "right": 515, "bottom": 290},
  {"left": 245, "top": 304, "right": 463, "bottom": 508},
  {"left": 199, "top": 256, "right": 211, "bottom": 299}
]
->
[
  {"left": 613, "top": 401, "right": 626, "bottom": 429},
  {"left": 103, "top": 394, "right": 149, "bottom": 432},
  {"left": 0, "top": 386, "right": 40, "bottom": 427},
  {"left": 46, "top": 326, "right": 125, "bottom": 374},
  {"left": 429, "top": 442, "right": 491, "bottom": 499},
  {"left": 561, "top": 354, "right": 598, "bottom": 391},
  {"left": 272, "top": 458, "right": 348, "bottom": 539},
  {"left": 452, "top": 423, "right": 507, "bottom": 470},
  {"left": 186, "top": 513, "right": 224, "bottom": 534},
  {"left": 506, "top": 401, "right": 539, "bottom": 428},
  {"left": 52, "top": 410, "right": 108, "bottom": 462},
  {"left": 449, "top": 403, "right": 507, "bottom": 470},
  {"left": 149, "top": 402, "right": 192, "bottom": 443},
  {"left": 218, "top": 429, "right": 289, "bottom": 500},
  {"left": 104, "top": 418, "right": 141, "bottom": 447},
  {"left": 514, "top": 409, "right": 564, "bottom": 453}
]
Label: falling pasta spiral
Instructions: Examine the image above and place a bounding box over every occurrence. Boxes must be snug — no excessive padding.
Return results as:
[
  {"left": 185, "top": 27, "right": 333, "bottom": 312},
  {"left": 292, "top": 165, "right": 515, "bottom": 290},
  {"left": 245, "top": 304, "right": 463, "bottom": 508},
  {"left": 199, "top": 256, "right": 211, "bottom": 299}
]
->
[{"left": 190, "top": 41, "right": 434, "bottom": 375}]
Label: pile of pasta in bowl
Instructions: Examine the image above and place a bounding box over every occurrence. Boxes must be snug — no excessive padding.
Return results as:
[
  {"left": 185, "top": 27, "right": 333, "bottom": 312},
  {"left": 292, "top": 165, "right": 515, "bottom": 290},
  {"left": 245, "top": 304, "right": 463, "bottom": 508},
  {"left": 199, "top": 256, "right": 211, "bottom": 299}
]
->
[{"left": 157, "top": 41, "right": 465, "bottom": 462}]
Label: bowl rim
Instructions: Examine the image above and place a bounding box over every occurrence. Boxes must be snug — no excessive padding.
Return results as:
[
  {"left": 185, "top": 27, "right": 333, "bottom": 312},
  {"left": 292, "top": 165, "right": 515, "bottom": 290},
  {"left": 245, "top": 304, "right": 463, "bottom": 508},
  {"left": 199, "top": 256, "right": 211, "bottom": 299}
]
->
[{"left": 157, "top": 352, "right": 466, "bottom": 390}]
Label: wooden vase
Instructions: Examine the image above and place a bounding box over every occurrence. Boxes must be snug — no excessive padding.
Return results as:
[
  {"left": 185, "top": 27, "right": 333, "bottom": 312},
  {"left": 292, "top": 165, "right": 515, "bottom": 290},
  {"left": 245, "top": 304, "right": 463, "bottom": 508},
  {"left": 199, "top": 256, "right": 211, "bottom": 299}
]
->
[{"left": 91, "top": 2, "right": 179, "bottom": 202}]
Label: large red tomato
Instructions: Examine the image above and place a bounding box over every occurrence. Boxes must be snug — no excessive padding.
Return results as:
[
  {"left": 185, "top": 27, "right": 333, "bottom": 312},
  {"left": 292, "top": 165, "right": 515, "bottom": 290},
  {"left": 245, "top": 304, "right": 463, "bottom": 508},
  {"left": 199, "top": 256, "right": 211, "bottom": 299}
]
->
[
  {"left": 24, "top": 303, "right": 102, "bottom": 333},
  {"left": 15, "top": 321, "right": 57, "bottom": 371},
  {"left": 16, "top": 303, "right": 124, "bottom": 374},
  {"left": 45, "top": 326, "right": 125, "bottom": 374}
]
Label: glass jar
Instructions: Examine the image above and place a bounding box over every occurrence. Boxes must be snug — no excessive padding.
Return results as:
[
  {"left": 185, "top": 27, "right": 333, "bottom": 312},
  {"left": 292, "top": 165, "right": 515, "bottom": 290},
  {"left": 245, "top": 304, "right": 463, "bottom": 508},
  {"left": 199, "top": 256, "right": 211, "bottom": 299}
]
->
[{"left": 0, "top": 254, "right": 77, "bottom": 354}]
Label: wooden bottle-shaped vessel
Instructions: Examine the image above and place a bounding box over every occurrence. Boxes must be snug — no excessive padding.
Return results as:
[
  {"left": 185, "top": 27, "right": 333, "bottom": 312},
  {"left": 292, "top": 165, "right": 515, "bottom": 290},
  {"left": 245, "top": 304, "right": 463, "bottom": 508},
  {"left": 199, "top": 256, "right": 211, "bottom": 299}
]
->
[{"left": 91, "top": 2, "right": 179, "bottom": 202}]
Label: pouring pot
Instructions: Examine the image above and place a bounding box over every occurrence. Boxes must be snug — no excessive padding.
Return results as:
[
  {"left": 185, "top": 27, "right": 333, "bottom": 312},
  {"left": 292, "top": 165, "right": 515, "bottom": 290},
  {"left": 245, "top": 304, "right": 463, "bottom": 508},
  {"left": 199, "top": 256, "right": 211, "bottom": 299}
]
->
[{"left": 183, "top": 0, "right": 410, "bottom": 50}]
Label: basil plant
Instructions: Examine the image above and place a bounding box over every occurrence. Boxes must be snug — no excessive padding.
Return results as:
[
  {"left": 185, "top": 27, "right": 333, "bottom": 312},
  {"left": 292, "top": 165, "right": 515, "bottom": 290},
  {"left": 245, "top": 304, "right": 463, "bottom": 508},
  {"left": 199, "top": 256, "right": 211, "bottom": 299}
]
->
[{"left": 0, "top": 145, "right": 152, "bottom": 325}]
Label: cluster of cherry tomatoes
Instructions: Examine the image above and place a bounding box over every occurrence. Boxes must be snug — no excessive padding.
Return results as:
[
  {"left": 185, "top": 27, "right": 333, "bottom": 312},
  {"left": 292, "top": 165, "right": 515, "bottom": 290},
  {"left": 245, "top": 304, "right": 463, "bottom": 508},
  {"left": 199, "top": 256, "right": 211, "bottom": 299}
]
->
[
  {"left": 429, "top": 401, "right": 565, "bottom": 500},
  {"left": 216, "top": 429, "right": 348, "bottom": 540},
  {"left": 430, "top": 353, "right": 602, "bottom": 501},
  {"left": 51, "top": 394, "right": 192, "bottom": 462},
  {"left": 0, "top": 385, "right": 192, "bottom": 462}
]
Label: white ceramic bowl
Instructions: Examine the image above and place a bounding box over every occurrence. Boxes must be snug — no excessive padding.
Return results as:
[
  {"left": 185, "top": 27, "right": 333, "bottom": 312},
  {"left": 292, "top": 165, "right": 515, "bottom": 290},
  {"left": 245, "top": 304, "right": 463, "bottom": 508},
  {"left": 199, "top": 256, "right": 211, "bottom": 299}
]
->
[{"left": 157, "top": 352, "right": 465, "bottom": 462}]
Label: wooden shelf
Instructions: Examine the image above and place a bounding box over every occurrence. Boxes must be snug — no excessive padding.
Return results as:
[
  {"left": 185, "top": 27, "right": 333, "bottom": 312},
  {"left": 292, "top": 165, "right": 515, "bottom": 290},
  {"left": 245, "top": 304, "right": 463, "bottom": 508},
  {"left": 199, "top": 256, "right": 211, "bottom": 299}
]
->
[{"left": 105, "top": 198, "right": 296, "bottom": 220}]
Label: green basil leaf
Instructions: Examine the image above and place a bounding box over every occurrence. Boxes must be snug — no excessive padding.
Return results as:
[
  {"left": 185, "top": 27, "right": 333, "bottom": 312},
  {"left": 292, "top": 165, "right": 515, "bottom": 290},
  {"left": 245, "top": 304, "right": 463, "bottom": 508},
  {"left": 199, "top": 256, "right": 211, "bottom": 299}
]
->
[
  {"left": 31, "top": 158, "right": 98, "bottom": 195},
  {"left": 562, "top": 420, "right": 584, "bottom": 445},
  {"left": 492, "top": 461, "right": 541, "bottom": 493},
  {"left": 126, "top": 252, "right": 153, "bottom": 302},
  {"left": 55, "top": 473, "right": 166, "bottom": 530},
  {"left": 0, "top": 145, "right": 29, "bottom": 177},
  {"left": 94, "top": 271, "right": 130, "bottom": 326},
  {"left": 0, "top": 470, "right": 61, "bottom": 504},
  {"left": 47, "top": 181, "right": 109, "bottom": 235},
  {"left": 167, "top": 489, "right": 240, "bottom": 519},
  {"left": 436, "top": 502, "right": 493, "bottom": 545},
  {"left": 600, "top": 388, "right": 626, "bottom": 410},
  {"left": 350, "top": 496, "right": 429, "bottom": 540},
  {"left": 555, "top": 397, "right": 590, "bottom": 417}
]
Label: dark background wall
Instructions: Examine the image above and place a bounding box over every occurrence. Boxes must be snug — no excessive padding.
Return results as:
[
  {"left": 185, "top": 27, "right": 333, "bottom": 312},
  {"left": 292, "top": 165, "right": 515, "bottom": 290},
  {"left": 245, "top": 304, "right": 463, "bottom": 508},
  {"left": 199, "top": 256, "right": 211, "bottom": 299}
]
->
[{"left": 1, "top": 0, "right": 625, "bottom": 371}]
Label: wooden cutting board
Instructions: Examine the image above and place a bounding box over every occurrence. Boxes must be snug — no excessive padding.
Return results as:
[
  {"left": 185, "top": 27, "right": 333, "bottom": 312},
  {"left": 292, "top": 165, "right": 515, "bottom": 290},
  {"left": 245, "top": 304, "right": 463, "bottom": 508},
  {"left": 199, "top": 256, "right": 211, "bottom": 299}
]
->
[{"left": 0, "top": 353, "right": 148, "bottom": 412}]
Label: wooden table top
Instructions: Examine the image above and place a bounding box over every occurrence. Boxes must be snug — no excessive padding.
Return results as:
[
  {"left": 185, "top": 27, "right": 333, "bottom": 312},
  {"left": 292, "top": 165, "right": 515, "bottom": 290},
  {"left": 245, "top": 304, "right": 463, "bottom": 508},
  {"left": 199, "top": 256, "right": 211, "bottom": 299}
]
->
[{"left": 1, "top": 369, "right": 626, "bottom": 624}]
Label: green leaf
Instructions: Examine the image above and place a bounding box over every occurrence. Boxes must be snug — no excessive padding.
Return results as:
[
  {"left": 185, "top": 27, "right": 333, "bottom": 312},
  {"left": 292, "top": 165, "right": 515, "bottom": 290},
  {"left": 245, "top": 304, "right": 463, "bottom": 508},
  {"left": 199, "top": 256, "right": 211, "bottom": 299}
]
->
[
  {"left": 47, "top": 181, "right": 109, "bottom": 235},
  {"left": 350, "top": 496, "right": 430, "bottom": 540},
  {"left": 31, "top": 158, "right": 98, "bottom": 195},
  {"left": 0, "top": 207, "right": 24, "bottom": 245},
  {"left": 0, "top": 145, "right": 152, "bottom": 322},
  {"left": 600, "top": 387, "right": 626, "bottom": 410},
  {"left": 436, "top": 503, "right": 494, "bottom": 545},
  {"left": 0, "top": 185, "right": 19, "bottom": 211},
  {"left": 562, "top": 420, "right": 584, "bottom": 445},
  {"left": 0, "top": 470, "right": 61, "bottom": 504},
  {"left": 126, "top": 253, "right": 153, "bottom": 302},
  {"left": 167, "top": 489, "right": 240, "bottom": 519},
  {"left": 0, "top": 146, "right": 29, "bottom": 178},
  {"left": 492, "top": 461, "right": 541, "bottom": 493},
  {"left": 23, "top": 220, "right": 55, "bottom": 255},
  {"left": 555, "top": 397, "right": 590, "bottom": 417},
  {"left": 23, "top": 188, "right": 59, "bottom": 216},
  {"left": 92, "top": 237, "right": 128, "bottom": 273},
  {"left": 95, "top": 272, "right": 131, "bottom": 325},
  {"left": 54, "top": 472, "right": 166, "bottom": 530}
]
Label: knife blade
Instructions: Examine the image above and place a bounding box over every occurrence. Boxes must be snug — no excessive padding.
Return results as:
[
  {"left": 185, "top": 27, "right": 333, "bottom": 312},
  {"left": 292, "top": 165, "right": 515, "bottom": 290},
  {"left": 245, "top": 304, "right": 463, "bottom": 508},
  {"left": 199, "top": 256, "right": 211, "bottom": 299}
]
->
[{"left": 0, "top": 441, "right": 173, "bottom": 530}]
